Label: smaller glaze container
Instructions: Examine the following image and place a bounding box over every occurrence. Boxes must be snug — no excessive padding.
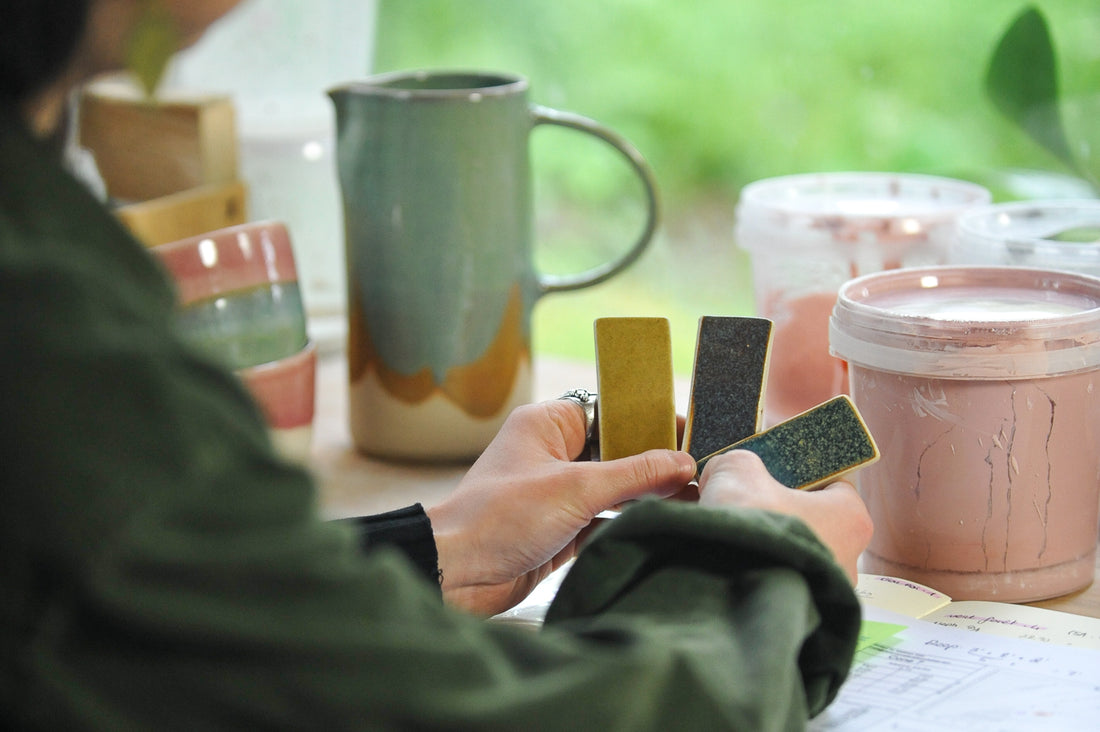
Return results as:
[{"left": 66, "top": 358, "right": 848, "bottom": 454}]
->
[
  {"left": 952, "top": 199, "right": 1100, "bottom": 277},
  {"left": 735, "top": 172, "right": 991, "bottom": 426},
  {"left": 830, "top": 266, "right": 1100, "bottom": 602}
]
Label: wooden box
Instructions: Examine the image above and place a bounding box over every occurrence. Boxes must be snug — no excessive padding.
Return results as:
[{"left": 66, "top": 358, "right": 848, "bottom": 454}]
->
[{"left": 78, "top": 76, "right": 239, "bottom": 203}]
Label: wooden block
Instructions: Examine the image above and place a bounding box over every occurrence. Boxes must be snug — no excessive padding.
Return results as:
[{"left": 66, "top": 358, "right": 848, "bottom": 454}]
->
[
  {"left": 696, "top": 395, "right": 879, "bottom": 490},
  {"left": 682, "top": 316, "right": 772, "bottom": 461},
  {"left": 78, "top": 75, "right": 238, "bottom": 202},
  {"left": 114, "top": 180, "right": 249, "bottom": 248},
  {"left": 594, "top": 317, "right": 677, "bottom": 461}
]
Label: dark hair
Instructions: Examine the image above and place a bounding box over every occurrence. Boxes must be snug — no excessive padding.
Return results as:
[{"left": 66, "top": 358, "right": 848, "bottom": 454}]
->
[{"left": 0, "top": 0, "right": 91, "bottom": 101}]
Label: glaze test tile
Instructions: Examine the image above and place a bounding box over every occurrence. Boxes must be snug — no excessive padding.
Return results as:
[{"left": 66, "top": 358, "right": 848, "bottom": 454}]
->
[
  {"left": 682, "top": 316, "right": 773, "bottom": 461},
  {"left": 696, "top": 395, "right": 879, "bottom": 490},
  {"left": 594, "top": 317, "right": 677, "bottom": 461}
]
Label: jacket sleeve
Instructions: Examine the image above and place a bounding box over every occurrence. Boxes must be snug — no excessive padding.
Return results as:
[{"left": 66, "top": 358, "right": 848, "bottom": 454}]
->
[
  {"left": 24, "top": 474, "right": 859, "bottom": 731},
  {"left": 4, "top": 261, "right": 861, "bottom": 729},
  {"left": 545, "top": 498, "right": 861, "bottom": 728},
  {"left": 1, "top": 123, "right": 860, "bottom": 728},
  {"left": 6, "top": 285, "right": 859, "bottom": 730}
]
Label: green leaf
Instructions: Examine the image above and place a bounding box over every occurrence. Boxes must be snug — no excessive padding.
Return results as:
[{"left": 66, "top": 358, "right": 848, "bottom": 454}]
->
[
  {"left": 1045, "top": 226, "right": 1100, "bottom": 243},
  {"left": 125, "top": 3, "right": 180, "bottom": 98},
  {"left": 985, "top": 6, "right": 1079, "bottom": 175}
]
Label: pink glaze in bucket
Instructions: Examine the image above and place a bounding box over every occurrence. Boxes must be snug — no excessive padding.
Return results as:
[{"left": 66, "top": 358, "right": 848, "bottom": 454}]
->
[{"left": 830, "top": 265, "right": 1100, "bottom": 602}]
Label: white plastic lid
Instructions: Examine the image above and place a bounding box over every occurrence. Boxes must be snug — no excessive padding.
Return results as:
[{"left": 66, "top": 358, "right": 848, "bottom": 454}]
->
[
  {"left": 735, "top": 172, "right": 992, "bottom": 252},
  {"left": 829, "top": 266, "right": 1100, "bottom": 379}
]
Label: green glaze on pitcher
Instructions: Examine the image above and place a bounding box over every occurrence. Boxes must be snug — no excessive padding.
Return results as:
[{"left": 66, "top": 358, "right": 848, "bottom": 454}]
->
[{"left": 330, "top": 70, "right": 658, "bottom": 461}]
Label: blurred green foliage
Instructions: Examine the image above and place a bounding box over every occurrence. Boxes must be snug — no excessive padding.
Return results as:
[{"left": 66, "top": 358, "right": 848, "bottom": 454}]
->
[
  {"left": 986, "top": 5, "right": 1100, "bottom": 192},
  {"left": 372, "top": 1, "right": 1100, "bottom": 370},
  {"left": 376, "top": 0, "right": 1100, "bottom": 205}
]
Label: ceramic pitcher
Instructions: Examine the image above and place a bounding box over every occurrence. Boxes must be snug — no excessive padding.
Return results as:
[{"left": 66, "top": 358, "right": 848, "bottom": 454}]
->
[{"left": 329, "top": 70, "right": 659, "bottom": 461}]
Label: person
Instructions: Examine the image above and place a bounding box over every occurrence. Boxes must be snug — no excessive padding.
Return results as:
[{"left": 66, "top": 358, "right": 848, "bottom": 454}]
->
[{"left": 0, "top": 1, "right": 873, "bottom": 728}]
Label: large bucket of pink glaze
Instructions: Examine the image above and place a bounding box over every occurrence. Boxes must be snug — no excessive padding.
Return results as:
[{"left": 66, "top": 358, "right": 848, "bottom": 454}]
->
[{"left": 830, "top": 265, "right": 1100, "bottom": 602}]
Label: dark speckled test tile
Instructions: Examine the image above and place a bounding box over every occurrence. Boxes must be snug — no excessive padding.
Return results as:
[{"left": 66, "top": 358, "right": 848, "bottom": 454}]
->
[
  {"left": 695, "top": 395, "right": 879, "bottom": 490},
  {"left": 682, "top": 316, "right": 773, "bottom": 461}
]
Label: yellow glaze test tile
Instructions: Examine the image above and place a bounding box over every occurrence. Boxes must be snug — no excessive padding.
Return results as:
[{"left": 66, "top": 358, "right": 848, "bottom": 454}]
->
[{"left": 594, "top": 317, "right": 677, "bottom": 461}]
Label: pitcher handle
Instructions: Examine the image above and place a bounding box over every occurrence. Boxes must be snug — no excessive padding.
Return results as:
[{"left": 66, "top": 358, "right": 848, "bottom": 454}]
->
[{"left": 531, "top": 105, "right": 660, "bottom": 295}]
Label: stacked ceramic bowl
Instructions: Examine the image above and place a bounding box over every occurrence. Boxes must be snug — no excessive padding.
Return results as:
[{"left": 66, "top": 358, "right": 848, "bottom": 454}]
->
[
  {"left": 951, "top": 199, "right": 1100, "bottom": 276},
  {"left": 154, "top": 220, "right": 316, "bottom": 462}
]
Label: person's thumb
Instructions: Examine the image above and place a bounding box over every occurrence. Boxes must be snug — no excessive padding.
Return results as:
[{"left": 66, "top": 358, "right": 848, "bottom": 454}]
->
[{"left": 586, "top": 449, "right": 697, "bottom": 510}]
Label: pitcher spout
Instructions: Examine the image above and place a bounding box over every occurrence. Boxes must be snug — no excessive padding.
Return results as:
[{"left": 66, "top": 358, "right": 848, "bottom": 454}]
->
[{"left": 327, "top": 84, "right": 352, "bottom": 126}]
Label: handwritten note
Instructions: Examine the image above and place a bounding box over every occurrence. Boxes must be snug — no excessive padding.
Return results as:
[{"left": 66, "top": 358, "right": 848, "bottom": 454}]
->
[
  {"left": 857, "top": 574, "right": 1100, "bottom": 650},
  {"left": 856, "top": 574, "right": 951, "bottom": 617}
]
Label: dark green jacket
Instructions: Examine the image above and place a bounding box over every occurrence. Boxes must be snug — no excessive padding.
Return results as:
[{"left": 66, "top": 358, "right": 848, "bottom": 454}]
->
[{"left": 0, "top": 105, "right": 859, "bottom": 730}]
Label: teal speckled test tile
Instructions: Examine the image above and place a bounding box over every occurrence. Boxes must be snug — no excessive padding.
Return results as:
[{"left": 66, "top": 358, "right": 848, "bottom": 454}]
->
[
  {"left": 682, "top": 316, "right": 773, "bottom": 461},
  {"left": 696, "top": 395, "right": 879, "bottom": 490}
]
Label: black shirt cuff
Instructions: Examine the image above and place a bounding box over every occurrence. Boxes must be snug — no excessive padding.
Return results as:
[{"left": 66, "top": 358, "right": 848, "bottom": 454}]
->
[{"left": 341, "top": 504, "right": 442, "bottom": 592}]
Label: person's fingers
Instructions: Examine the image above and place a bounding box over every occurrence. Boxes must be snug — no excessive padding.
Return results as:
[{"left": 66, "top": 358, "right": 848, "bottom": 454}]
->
[
  {"left": 477, "top": 401, "right": 583, "bottom": 465},
  {"left": 697, "top": 450, "right": 872, "bottom": 583},
  {"left": 808, "top": 480, "right": 864, "bottom": 508},
  {"left": 666, "top": 482, "right": 700, "bottom": 503},
  {"left": 698, "top": 450, "right": 782, "bottom": 508},
  {"left": 579, "top": 449, "right": 697, "bottom": 512},
  {"left": 798, "top": 481, "right": 873, "bottom": 583},
  {"left": 537, "top": 399, "right": 589, "bottom": 460}
]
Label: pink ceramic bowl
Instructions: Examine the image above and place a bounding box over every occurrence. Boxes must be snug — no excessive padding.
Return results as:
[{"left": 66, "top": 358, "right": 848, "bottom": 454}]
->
[
  {"left": 153, "top": 220, "right": 309, "bottom": 370},
  {"left": 155, "top": 220, "right": 300, "bottom": 304},
  {"left": 153, "top": 220, "right": 316, "bottom": 462},
  {"left": 237, "top": 340, "right": 317, "bottom": 463}
]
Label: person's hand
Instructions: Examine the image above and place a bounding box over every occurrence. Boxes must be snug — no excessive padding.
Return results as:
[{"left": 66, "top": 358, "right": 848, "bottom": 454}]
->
[
  {"left": 426, "top": 400, "right": 697, "bottom": 616},
  {"left": 697, "top": 450, "right": 873, "bottom": 583}
]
